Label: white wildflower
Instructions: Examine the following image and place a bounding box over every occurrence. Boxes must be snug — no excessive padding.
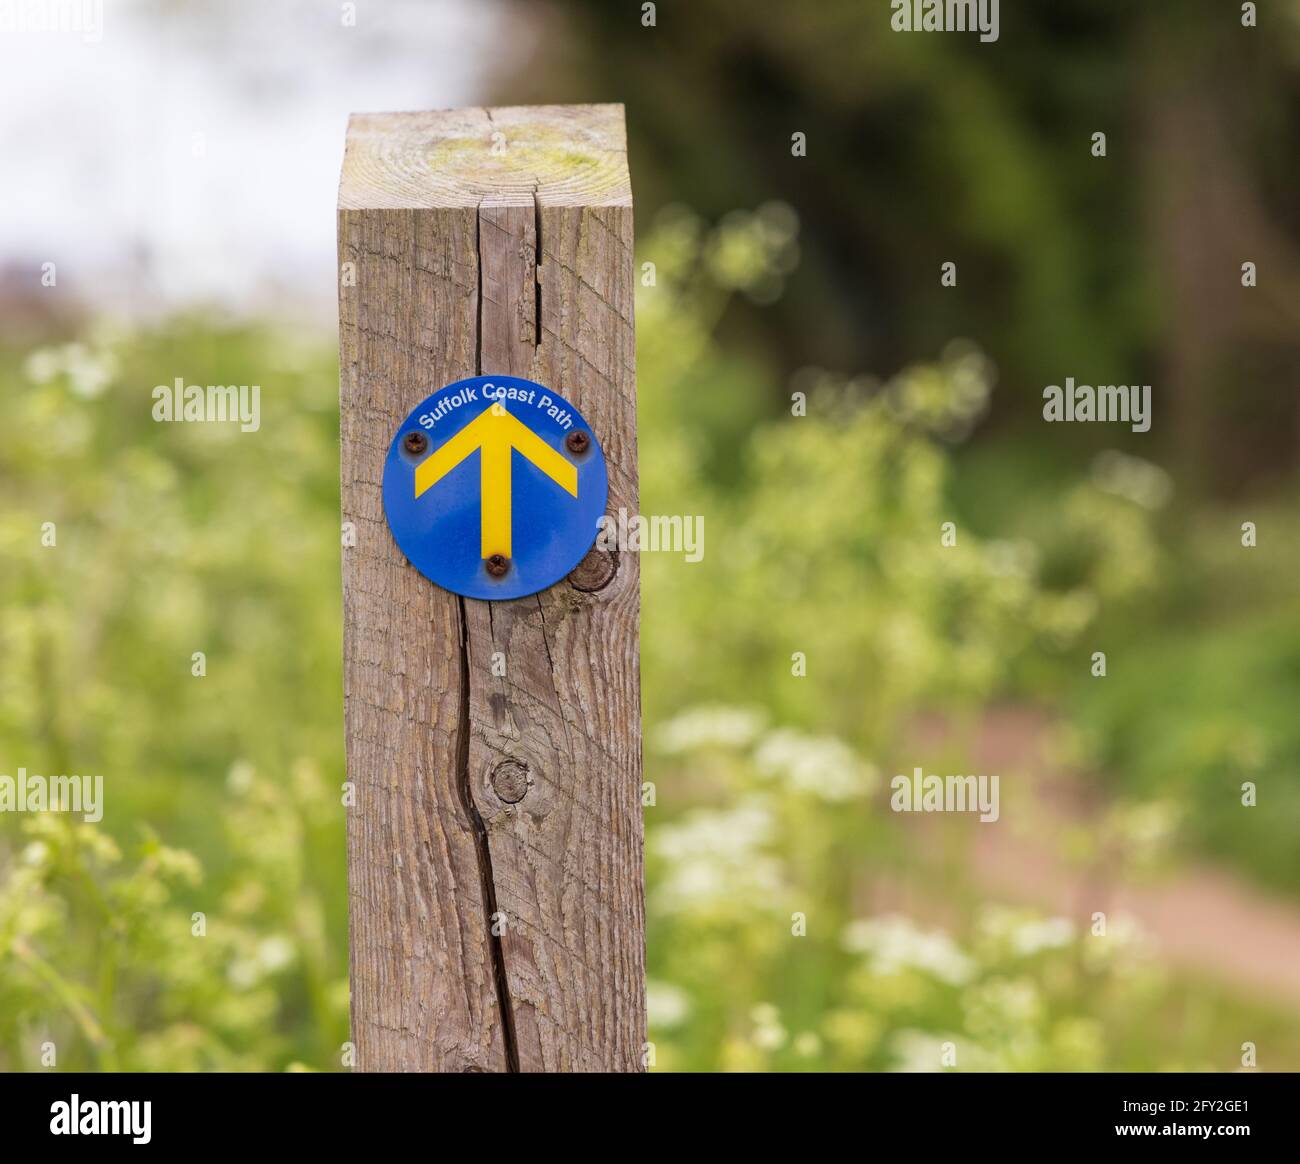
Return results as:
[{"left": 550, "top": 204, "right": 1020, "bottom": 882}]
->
[
  {"left": 646, "top": 980, "right": 692, "bottom": 1029},
  {"left": 227, "top": 958, "right": 259, "bottom": 989},
  {"left": 226, "top": 761, "right": 255, "bottom": 794},
  {"left": 652, "top": 799, "right": 783, "bottom": 914},
  {"left": 1091, "top": 450, "right": 1173, "bottom": 510},
  {"left": 978, "top": 907, "right": 1075, "bottom": 956},
  {"left": 655, "top": 705, "right": 766, "bottom": 754},
  {"left": 257, "top": 936, "right": 295, "bottom": 973},
  {"left": 843, "top": 914, "right": 975, "bottom": 986},
  {"left": 23, "top": 342, "right": 117, "bottom": 398},
  {"left": 753, "top": 728, "right": 876, "bottom": 801},
  {"left": 793, "top": 1031, "right": 822, "bottom": 1057},
  {"left": 750, "top": 1003, "right": 787, "bottom": 1050}
]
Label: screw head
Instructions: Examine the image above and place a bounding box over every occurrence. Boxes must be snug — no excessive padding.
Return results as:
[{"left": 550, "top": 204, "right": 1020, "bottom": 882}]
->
[
  {"left": 485, "top": 554, "right": 510, "bottom": 578},
  {"left": 403, "top": 431, "right": 429, "bottom": 456},
  {"left": 565, "top": 430, "right": 590, "bottom": 455}
]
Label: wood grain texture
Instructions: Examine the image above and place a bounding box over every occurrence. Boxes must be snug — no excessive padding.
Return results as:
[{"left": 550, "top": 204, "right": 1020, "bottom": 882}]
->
[{"left": 339, "top": 105, "right": 644, "bottom": 1073}]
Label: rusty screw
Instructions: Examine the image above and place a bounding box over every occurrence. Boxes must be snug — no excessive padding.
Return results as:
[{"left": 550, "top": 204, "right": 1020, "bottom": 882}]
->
[
  {"left": 403, "top": 431, "right": 429, "bottom": 456},
  {"left": 485, "top": 554, "right": 510, "bottom": 578},
  {"left": 565, "top": 430, "right": 590, "bottom": 456}
]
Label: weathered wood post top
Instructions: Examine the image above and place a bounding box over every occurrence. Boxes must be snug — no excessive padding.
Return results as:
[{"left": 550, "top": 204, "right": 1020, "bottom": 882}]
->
[{"left": 338, "top": 104, "right": 644, "bottom": 1072}]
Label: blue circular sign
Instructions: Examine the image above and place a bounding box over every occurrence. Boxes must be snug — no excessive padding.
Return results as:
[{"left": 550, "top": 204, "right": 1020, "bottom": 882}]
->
[{"left": 382, "top": 375, "right": 608, "bottom": 600}]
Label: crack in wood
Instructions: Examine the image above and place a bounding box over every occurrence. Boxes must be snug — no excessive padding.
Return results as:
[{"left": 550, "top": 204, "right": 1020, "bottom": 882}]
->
[
  {"left": 460, "top": 190, "right": 525, "bottom": 1072},
  {"left": 474, "top": 208, "right": 483, "bottom": 382},
  {"left": 533, "top": 188, "right": 542, "bottom": 350},
  {"left": 457, "top": 594, "right": 519, "bottom": 1072}
]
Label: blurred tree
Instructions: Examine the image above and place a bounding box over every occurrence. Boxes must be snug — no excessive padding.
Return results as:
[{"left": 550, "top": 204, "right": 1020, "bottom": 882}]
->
[{"left": 507, "top": 0, "right": 1300, "bottom": 491}]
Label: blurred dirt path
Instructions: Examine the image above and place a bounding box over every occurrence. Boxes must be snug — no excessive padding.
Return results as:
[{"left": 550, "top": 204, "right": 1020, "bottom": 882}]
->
[{"left": 909, "top": 706, "right": 1300, "bottom": 1010}]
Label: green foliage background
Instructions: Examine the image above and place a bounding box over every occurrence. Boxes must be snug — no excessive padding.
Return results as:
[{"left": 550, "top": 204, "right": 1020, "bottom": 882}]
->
[
  {"left": 2, "top": 209, "right": 1298, "bottom": 1070},
  {"left": 3, "top": 0, "right": 1300, "bottom": 1073}
]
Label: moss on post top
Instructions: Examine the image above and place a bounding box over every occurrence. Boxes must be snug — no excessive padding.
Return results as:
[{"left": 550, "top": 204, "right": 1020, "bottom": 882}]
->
[{"left": 339, "top": 104, "right": 631, "bottom": 211}]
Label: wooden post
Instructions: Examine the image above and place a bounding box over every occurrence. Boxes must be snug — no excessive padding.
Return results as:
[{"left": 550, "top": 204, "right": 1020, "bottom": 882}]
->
[{"left": 337, "top": 105, "right": 644, "bottom": 1072}]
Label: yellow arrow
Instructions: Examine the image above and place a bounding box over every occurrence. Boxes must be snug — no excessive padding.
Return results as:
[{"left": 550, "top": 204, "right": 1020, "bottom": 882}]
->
[{"left": 413, "top": 402, "right": 578, "bottom": 558}]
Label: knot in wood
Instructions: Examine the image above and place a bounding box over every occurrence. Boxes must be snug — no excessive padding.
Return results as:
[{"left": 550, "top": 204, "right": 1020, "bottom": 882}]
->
[
  {"left": 568, "top": 546, "right": 618, "bottom": 592},
  {"left": 490, "top": 759, "right": 530, "bottom": 804}
]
